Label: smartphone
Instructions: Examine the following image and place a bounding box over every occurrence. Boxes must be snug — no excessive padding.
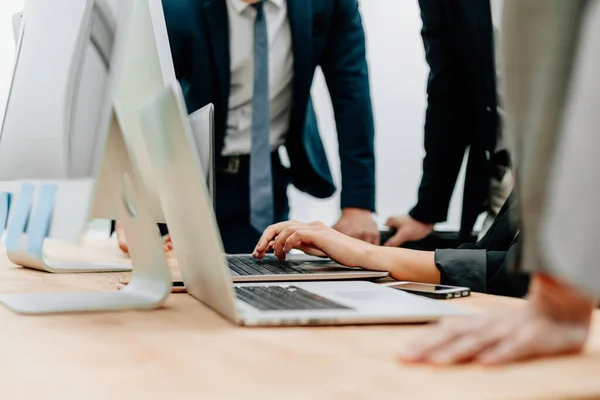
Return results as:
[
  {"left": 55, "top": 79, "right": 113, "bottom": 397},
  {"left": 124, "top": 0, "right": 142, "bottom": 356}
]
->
[
  {"left": 117, "top": 281, "right": 187, "bottom": 293},
  {"left": 384, "top": 282, "right": 470, "bottom": 299}
]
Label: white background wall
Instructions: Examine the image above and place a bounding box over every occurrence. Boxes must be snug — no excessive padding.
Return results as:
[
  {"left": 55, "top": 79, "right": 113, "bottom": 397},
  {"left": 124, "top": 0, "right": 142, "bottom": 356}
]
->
[{"left": 0, "top": 0, "right": 465, "bottom": 232}]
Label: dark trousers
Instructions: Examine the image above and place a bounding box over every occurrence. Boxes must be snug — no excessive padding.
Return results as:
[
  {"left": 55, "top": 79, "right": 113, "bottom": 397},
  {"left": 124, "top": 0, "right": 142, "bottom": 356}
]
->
[{"left": 158, "top": 152, "right": 290, "bottom": 254}]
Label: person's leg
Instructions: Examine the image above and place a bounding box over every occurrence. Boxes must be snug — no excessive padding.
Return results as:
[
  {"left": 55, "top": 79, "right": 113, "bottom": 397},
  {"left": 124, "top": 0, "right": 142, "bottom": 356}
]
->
[
  {"left": 215, "top": 165, "right": 252, "bottom": 253},
  {"left": 216, "top": 152, "right": 289, "bottom": 254},
  {"left": 218, "top": 222, "right": 262, "bottom": 254}
]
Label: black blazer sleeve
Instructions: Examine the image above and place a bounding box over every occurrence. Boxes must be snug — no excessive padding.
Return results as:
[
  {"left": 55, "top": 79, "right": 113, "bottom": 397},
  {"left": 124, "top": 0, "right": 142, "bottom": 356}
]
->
[
  {"left": 320, "top": 0, "right": 376, "bottom": 212},
  {"left": 410, "top": 0, "right": 474, "bottom": 224},
  {"left": 434, "top": 241, "right": 528, "bottom": 297},
  {"left": 486, "top": 242, "right": 529, "bottom": 297},
  {"left": 435, "top": 248, "right": 488, "bottom": 292},
  {"left": 162, "top": 0, "right": 194, "bottom": 80},
  {"left": 434, "top": 191, "right": 528, "bottom": 297}
]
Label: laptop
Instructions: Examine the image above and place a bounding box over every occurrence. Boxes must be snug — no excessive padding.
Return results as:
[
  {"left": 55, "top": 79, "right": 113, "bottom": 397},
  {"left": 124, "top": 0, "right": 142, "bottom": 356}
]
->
[
  {"left": 137, "top": 83, "right": 466, "bottom": 325},
  {"left": 225, "top": 253, "right": 388, "bottom": 282},
  {"left": 140, "top": 64, "right": 387, "bottom": 283},
  {"left": 185, "top": 108, "right": 387, "bottom": 282}
]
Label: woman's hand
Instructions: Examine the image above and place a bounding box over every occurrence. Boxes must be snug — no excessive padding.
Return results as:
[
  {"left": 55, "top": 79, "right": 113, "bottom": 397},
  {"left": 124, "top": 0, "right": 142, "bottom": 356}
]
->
[{"left": 253, "top": 220, "right": 374, "bottom": 268}]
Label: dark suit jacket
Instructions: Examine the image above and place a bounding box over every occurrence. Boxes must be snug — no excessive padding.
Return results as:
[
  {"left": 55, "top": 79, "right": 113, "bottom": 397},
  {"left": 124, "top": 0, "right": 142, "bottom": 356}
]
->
[
  {"left": 411, "top": 0, "right": 500, "bottom": 238},
  {"left": 161, "top": 0, "right": 376, "bottom": 211},
  {"left": 434, "top": 192, "right": 530, "bottom": 297}
]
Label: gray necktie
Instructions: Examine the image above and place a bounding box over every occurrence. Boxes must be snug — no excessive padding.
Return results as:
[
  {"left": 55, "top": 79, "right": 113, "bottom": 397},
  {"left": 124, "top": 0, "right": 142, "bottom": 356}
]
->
[{"left": 250, "top": 0, "right": 274, "bottom": 233}]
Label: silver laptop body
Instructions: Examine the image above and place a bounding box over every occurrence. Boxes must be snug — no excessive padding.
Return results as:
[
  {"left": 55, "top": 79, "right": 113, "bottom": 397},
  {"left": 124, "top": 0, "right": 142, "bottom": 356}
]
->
[{"left": 226, "top": 253, "right": 389, "bottom": 283}]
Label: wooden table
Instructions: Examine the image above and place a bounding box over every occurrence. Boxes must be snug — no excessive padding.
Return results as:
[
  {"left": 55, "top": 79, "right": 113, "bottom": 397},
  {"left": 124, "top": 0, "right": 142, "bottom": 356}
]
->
[{"left": 0, "top": 239, "right": 599, "bottom": 399}]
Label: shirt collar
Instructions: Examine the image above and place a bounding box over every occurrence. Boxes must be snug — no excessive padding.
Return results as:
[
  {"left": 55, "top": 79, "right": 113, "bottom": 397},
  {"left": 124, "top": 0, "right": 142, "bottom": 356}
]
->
[{"left": 230, "top": 0, "right": 283, "bottom": 15}]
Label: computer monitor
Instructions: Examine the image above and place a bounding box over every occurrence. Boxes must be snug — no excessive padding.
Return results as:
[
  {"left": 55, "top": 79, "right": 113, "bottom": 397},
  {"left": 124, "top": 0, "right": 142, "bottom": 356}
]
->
[
  {"left": 91, "top": 0, "right": 215, "bottom": 218},
  {"left": 12, "top": 12, "right": 23, "bottom": 44},
  {"left": 1, "top": 0, "right": 109, "bottom": 180},
  {"left": 0, "top": 0, "right": 127, "bottom": 268},
  {"left": 2, "top": 0, "right": 214, "bottom": 243},
  {"left": 0, "top": 0, "right": 177, "bottom": 314}
]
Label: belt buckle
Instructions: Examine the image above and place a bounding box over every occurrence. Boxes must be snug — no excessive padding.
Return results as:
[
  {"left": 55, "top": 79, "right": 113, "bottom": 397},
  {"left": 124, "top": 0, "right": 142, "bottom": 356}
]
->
[{"left": 222, "top": 156, "right": 240, "bottom": 174}]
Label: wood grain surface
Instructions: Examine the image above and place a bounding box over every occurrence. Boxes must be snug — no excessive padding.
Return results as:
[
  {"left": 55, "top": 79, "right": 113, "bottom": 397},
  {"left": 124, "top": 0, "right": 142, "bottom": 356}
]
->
[{"left": 0, "top": 239, "right": 598, "bottom": 399}]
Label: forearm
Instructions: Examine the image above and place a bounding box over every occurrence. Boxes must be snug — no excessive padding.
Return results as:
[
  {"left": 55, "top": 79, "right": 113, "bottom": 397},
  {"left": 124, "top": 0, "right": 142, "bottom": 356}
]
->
[
  {"left": 529, "top": 273, "right": 596, "bottom": 323},
  {"left": 363, "top": 246, "right": 440, "bottom": 283}
]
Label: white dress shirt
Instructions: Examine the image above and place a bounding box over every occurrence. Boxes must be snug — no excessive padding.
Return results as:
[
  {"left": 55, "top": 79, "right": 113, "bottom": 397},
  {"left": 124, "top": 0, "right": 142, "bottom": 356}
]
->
[
  {"left": 222, "top": 0, "right": 294, "bottom": 156},
  {"left": 490, "top": 0, "right": 503, "bottom": 31}
]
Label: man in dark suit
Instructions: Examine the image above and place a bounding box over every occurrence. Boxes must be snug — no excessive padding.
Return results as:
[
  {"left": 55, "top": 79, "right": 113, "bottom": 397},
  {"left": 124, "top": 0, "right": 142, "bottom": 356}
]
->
[
  {"left": 117, "top": 0, "right": 379, "bottom": 253},
  {"left": 384, "top": 0, "right": 512, "bottom": 247}
]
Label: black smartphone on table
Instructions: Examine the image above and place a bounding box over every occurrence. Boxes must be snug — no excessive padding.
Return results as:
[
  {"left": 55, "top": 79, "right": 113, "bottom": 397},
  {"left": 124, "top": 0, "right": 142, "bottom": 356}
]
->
[{"left": 384, "top": 282, "right": 470, "bottom": 299}]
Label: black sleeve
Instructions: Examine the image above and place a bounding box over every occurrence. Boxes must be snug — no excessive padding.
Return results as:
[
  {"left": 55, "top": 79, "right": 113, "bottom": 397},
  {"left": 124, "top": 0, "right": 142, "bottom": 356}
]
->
[
  {"left": 435, "top": 249, "right": 488, "bottom": 292},
  {"left": 320, "top": 0, "right": 376, "bottom": 212},
  {"left": 486, "top": 242, "right": 530, "bottom": 297},
  {"left": 435, "top": 243, "right": 528, "bottom": 297},
  {"left": 162, "top": 0, "right": 193, "bottom": 80},
  {"left": 434, "top": 193, "right": 527, "bottom": 296},
  {"left": 410, "top": 0, "right": 473, "bottom": 224},
  {"left": 434, "top": 249, "right": 509, "bottom": 293}
]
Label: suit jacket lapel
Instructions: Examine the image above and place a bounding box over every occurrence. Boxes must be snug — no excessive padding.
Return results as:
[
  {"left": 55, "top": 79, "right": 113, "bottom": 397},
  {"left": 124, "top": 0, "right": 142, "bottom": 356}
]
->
[
  {"left": 202, "top": 0, "right": 230, "bottom": 120},
  {"left": 287, "top": 0, "right": 312, "bottom": 109}
]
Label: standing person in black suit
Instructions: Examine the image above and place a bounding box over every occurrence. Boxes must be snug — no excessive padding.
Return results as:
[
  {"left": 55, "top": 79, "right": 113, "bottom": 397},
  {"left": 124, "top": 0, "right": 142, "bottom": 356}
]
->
[{"left": 384, "top": 0, "right": 512, "bottom": 247}]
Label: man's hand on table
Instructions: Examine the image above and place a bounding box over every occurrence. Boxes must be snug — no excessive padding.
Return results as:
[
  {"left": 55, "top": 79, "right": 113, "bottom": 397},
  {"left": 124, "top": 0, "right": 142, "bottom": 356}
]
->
[
  {"left": 332, "top": 208, "right": 380, "bottom": 245},
  {"left": 383, "top": 214, "right": 434, "bottom": 247},
  {"left": 398, "top": 273, "right": 595, "bottom": 365}
]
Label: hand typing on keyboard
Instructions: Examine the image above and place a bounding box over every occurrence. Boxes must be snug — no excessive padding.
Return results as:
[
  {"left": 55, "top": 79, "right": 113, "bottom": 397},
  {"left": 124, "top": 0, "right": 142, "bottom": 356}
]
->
[
  {"left": 252, "top": 220, "right": 373, "bottom": 268},
  {"left": 227, "top": 256, "right": 311, "bottom": 276},
  {"left": 253, "top": 221, "right": 443, "bottom": 284}
]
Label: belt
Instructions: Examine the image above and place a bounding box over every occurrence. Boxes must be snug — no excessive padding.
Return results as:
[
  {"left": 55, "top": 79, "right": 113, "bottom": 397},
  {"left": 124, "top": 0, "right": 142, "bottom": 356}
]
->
[
  {"left": 218, "top": 152, "right": 280, "bottom": 174},
  {"left": 218, "top": 155, "right": 244, "bottom": 174}
]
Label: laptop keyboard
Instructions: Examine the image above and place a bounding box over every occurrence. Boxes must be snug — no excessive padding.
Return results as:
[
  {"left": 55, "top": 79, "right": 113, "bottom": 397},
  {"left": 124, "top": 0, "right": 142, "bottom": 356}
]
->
[
  {"left": 235, "top": 285, "right": 351, "bottom": 311},
  {"left": 227, "top": 255, "right": 312, "bottom": 276}
]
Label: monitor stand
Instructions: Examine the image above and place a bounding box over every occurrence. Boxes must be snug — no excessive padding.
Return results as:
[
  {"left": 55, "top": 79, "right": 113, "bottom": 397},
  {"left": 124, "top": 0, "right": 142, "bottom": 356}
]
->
[
  {"left": 0, "top": 112, "right": 172, "bottom": 314},
  {"left": 3, "top": 182, "right": 132, "bottom": 273}
]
